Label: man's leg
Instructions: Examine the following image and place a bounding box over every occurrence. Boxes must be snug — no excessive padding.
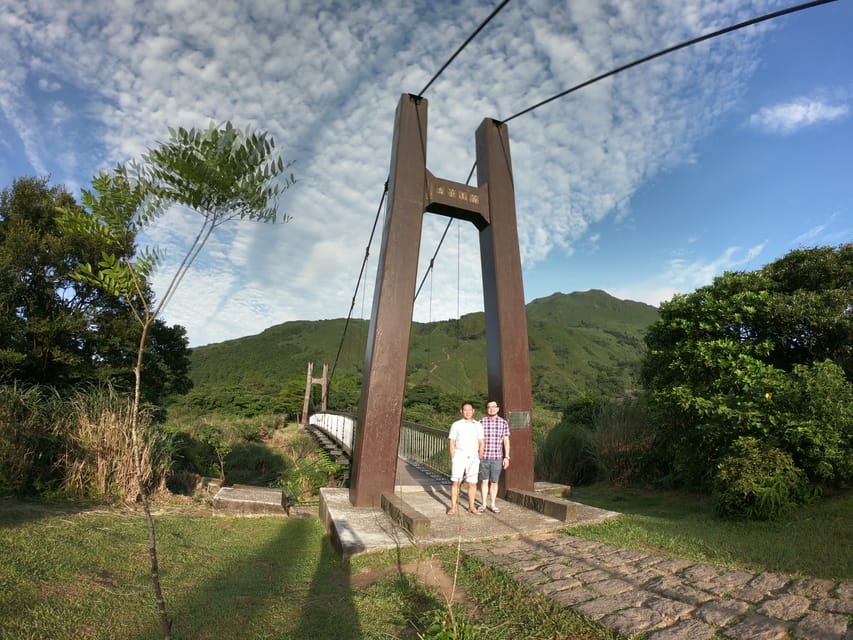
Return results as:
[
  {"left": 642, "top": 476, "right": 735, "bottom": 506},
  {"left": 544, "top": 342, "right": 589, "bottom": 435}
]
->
[
  {"left": 449, "top": 481, "right": 459, "bottom": 514},
  {"left": 480, "top": 479, "right": 489, "bottom": 509},
  {"left": 489, "top": 481, "right": 499, "bottom": 509},
  {"left": 466, "top": 481, "right": 479, "bottom": 513}
]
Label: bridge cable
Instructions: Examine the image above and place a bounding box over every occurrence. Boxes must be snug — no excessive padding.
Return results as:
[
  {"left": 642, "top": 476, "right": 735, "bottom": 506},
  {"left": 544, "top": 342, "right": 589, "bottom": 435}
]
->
[
  {"left": 501, "top": 0, "right": 838, "bottom": 124},
  {"left": 330, "top": 1, "right": 514, "bottom": 393},
  {"left": 410, "top": 0, "right": 837, "bottom": 311},
  {"left": 329, "top": 180, "right": 388, "bottom": 386},
  {"left": 417, "top": 0, "right": 513, "bottom": 98}
]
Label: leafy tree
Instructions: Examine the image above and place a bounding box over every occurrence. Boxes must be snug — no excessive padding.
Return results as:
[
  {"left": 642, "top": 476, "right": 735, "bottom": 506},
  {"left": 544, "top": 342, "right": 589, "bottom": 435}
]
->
[
  {"left": 279, "top": 375, "right": 308, "bottom": 420},
  {"left": 59, "top": 121, "right": 294, "bottom": 639},
  {"left": 642, "top": 244, "right": 853, "bottom": 495},
  {"left": 0, "top": 176, "right": 190, "bottom": 401}
]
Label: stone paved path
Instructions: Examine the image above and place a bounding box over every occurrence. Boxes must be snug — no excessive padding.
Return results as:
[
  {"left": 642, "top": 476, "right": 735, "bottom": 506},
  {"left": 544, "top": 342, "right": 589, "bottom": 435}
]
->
[{"left": 464, "top": 533, "right": 852, "bottom": 639}]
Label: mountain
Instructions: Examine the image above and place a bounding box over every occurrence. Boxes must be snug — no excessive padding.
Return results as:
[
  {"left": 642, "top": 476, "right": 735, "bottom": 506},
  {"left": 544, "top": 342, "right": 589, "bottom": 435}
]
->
[{"left": 172, "top": 290, "right": 658, "bottom": 415}]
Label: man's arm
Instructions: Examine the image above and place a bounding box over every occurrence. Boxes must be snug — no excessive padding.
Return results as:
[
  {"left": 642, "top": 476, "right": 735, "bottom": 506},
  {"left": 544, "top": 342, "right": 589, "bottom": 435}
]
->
[{"left": 449, "top": 438, "right": 456, "bottom": 459}]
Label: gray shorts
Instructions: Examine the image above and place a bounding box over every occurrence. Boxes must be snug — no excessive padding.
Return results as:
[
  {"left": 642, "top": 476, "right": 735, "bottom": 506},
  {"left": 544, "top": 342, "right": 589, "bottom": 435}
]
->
[{"left": 478, "top": 458, "right": 503, "bottom": 483}]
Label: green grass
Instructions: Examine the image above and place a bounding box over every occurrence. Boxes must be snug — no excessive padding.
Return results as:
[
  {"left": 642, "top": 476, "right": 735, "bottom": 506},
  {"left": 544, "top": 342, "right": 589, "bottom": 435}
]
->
[
  {"left": 0, "top": 499, "right": 618, "bottom": 640},
  {"left": 567, "top": 484, "right": 853, "bottom": 582}
]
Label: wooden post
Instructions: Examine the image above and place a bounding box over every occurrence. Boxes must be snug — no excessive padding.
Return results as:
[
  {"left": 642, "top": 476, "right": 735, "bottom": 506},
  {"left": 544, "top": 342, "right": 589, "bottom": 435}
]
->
[{"left": 300, "top": 361, "right": 329, "bottom": 429}]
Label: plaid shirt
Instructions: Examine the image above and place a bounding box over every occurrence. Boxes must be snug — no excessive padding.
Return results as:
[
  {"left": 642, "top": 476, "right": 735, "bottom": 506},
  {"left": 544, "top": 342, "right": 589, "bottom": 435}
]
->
[{"left": 479, "top": 415, "right": 509, "bottom": 460}]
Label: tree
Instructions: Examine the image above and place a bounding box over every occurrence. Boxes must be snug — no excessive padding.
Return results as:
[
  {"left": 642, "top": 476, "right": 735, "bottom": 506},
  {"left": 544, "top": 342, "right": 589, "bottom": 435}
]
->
[
  {"left": 0, "top": 176, "right": 191, "bottom": 401},
  {"left": 60, "top": 122, "right": 294, "bottom": 639},
  {"left": 642, "top": 244, "right": 853, "bottom": 494}
]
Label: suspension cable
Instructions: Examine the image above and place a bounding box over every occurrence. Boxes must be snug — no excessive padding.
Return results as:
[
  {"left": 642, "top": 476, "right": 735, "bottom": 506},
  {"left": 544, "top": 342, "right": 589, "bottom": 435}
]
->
[
  {"left": 502, "top": 0, "right": 838, "bottom": 124},
  {"left": 329, "top": 180, "right": 388, "bottom": 383},
  {"left": 413, "top": 163, "right": 477, "bottom": 304},
  {"left": 418, "top": 0, "right": 513, "bottom": 97},
  {"left": 410, "top": 0, "right": 837, "bottom": 303}
]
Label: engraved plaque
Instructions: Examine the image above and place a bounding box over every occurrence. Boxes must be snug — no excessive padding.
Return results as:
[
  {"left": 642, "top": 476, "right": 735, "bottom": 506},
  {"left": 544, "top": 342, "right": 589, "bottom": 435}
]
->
[{"left": 508, "top": 411, "right": 530, "bottom": 430}]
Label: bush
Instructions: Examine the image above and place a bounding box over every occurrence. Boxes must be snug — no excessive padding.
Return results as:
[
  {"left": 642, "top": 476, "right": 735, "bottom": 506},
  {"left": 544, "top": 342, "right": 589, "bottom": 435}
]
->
[
  {"left": 278, "top": 435, "right": 344, "bottom": 502},
  {"left": 535, "top": 421, "right": 600, "bottom": 486},
  {"left": 593, "top": 397, "right": 657, "bottom": 486},
  {"left": 713, "top": 436, "right": 813, "bottom": 520}
]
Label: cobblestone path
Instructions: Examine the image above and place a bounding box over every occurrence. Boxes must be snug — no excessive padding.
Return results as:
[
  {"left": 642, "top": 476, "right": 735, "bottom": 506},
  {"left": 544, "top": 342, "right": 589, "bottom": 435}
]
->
[{"left": 464, "top": 533, "right": 852, "bottom": 639}]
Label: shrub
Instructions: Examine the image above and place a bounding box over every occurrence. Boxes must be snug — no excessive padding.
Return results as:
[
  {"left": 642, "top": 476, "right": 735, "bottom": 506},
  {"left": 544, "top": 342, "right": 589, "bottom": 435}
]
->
[
  {"left": 713, "top": 436, "right": 812, "bottom": 520},
  {"left": 535, "top": 421, "right": 600, "bottom": 486},
  {"left": 593, "top": 397, "right": 657, "bottom": 486},
  {"left": 278, "top": 447, "right": 344, "bottom": 503},
  {"left": 225, "top": 443, "right": 288, "bottom": 486}
]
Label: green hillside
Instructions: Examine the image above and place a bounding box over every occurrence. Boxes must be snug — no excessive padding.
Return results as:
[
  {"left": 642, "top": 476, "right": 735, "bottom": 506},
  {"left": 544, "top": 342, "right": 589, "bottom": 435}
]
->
[{"left": 171, "top": 290, "right": 658, "bottom": 416}]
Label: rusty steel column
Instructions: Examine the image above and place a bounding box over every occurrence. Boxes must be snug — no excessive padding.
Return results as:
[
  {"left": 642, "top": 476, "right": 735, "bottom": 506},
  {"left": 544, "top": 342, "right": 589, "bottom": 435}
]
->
[
  {"left": 476, "top": 118, "right": 535, "bottom": 492},
  {"left": 350, "top": 94, "right": 428, "bottom": 507}
]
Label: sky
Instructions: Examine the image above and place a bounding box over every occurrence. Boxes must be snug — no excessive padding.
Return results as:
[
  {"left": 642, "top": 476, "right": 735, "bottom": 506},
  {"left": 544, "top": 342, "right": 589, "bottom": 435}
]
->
[{"left": 1, "top": 0, "right": 851, "bottom": 347}]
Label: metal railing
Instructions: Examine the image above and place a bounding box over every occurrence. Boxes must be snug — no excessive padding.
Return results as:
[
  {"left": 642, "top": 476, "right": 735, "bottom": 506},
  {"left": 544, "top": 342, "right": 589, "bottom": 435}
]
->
[
  {"left": 398, "top": 420, "right": 451, "bottom": 478},
  {"left": 308, "top": 412, "right": 451, "bottom": 479},
  {"left": 308, "top": 412, "right": 355, "bottom": 455}
]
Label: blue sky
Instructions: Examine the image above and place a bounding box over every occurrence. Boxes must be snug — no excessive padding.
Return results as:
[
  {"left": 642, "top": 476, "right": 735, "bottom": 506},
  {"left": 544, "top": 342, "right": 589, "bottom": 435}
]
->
[{"left": 1, "top": 0, "right": 850, "bottom": 347}]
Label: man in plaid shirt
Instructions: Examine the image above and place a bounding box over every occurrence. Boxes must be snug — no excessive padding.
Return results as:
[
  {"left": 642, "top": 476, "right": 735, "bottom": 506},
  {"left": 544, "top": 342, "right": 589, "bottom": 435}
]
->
[{"left": 478, "top": 399, "right": 510, "bottom": 513}]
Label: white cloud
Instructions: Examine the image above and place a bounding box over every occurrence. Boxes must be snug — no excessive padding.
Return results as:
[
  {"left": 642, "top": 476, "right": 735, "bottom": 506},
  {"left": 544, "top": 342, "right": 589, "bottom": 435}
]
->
[
  {"left": 749, "top": 96, "right": 849, "bottom": 134},
  {"left": 37, "top": 77, "right": 61, "bottom": 92},
  {"left": 0, "top": 0, "right": 790, "bottom": 345},
  {"left": 610, "top": 241, "right": 769, "bottom": 306}
]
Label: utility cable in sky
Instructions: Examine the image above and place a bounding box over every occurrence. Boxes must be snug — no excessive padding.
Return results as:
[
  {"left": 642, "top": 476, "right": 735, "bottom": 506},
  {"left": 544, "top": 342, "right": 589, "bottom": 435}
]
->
[{"left": 501, "top": 0, "right": 839, "bottom": 124}]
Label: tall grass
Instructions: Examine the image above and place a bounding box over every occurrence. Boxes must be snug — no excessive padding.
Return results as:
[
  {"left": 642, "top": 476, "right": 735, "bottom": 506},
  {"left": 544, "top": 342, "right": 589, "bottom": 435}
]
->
[
  {"left": 60, "top": 389, "right": 172, "bottom": 501},
  {"left": 0, "top": 384, "right": 171, "bottom": 502},
  {"left": 0, "top": 383, "right": 64, "bottom": 494}
]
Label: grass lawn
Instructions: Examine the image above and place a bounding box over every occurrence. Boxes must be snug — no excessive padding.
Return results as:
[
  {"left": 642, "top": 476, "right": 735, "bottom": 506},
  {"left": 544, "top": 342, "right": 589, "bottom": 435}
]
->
[
  {"left": 0, "top": 498, "right": 617, "bottom": 640},
  {"left": 567, "top": 484, "right": 853, "bottom": 582}
]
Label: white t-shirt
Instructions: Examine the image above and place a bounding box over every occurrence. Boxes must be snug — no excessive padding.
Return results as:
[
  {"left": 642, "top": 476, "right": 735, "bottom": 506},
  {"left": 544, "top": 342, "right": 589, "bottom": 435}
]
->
[{"left": 448, "top": 418, "right": 484, "bottom": 457}]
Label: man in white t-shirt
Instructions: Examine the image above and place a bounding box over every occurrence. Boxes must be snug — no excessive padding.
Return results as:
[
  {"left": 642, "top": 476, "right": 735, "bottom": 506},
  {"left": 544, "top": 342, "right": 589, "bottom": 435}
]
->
[{"left": 447, "top": 401, "right": 485, "bottom": 515}]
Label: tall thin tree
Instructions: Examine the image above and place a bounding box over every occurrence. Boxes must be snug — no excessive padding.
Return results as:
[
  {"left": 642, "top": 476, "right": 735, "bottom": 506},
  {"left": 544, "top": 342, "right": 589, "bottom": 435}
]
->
[{"left": 60, "top": 122, "right": 294, "bottom": 638}]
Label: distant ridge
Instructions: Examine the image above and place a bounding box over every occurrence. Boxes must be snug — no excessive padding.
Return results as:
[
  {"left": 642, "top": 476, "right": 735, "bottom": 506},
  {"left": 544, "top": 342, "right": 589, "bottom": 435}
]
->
[{"left": 175, "top": 290, "right": 658, "bottom": 415}]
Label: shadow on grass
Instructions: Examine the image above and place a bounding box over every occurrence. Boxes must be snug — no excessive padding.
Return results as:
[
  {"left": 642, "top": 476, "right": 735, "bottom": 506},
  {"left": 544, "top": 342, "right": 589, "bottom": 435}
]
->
[
  {"left": 133, "top": 517, "right": 360, "bottom": 640},
  {"left": 0, "top": 496, "right": 100, "bottom": 529}
]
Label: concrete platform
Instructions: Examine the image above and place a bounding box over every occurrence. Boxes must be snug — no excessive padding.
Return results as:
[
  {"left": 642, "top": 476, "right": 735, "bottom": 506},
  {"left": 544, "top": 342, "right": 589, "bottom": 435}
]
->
[{"left": 319, "top": 483, "right": 620, "bottom": 558}]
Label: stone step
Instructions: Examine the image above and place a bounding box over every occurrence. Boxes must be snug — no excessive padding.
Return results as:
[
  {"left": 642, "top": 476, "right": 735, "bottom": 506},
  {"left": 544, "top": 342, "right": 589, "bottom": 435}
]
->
[{"left": 213, "top": 485, "right": 288, "bottom": 517}]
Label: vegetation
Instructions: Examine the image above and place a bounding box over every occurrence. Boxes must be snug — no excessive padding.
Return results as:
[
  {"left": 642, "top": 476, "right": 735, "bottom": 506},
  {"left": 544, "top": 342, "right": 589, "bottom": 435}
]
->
[
  {"left": 569, "top": 483, "right": 852, "bottom": 582},
  {"left": 171, "top": 289, "right": 659, "bottom": 420},
  {"left": 641, "top": 244, "right": 852, "bottom": 512},
  {"left": 0, "top": 502, "right": 619, "bottom": 640},
  {"left": 53, "top": 121, "right": 295, "bottom": 639},
  {"left": 0, "top": 176, "right": 191, "bottom": 403}
]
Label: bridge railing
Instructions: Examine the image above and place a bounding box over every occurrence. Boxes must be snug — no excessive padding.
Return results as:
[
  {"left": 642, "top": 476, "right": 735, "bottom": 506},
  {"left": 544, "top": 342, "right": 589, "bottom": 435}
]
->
[
  {"left": 308, "top": 412, "right": 355, "bottom": 455},
  {"left": 399, "top": 420, "right": 451, "bottom": 478},
  {"left": 308, "top": 412, "right": 451, "bottom": 479}
]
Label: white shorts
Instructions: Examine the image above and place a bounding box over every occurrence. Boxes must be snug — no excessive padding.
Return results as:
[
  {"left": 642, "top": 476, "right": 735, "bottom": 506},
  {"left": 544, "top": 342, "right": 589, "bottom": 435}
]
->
[{"left": 451, "top": 454, "right": 480, "bottom": 483}]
